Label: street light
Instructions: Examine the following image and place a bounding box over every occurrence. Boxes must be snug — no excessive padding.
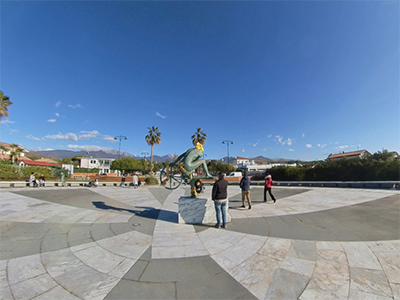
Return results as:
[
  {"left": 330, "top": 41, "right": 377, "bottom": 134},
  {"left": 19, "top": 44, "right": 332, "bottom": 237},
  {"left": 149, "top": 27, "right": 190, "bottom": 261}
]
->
[
  {"left": 114, "top": 135, "right": 127, "bottom": 160},
  {"left": 222, "top": 140, "right": 233, "bottom": 164},
  {"left": 142, "top": 151, "right": 149, "bottom": 160}
]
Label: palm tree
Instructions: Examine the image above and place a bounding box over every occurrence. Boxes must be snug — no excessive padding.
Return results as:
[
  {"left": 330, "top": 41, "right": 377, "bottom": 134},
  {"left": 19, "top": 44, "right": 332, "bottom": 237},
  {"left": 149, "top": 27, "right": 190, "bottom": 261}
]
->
[
  {"left": 9, "top": 144, "right": 23, "bottom": 164},
  {"left": 191, "top": 127, "right": 207, "bottom": 146},
  {"left": 145, "top": 126, "right": 162, "bottom": 175},
  {"left": 0, "top": 91, "right": 13, "bottom": 122}
]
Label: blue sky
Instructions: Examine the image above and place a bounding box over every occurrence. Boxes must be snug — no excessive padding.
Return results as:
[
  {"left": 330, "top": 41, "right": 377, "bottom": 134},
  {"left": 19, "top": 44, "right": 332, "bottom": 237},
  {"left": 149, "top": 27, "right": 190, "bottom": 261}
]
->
[{"left": 1, "top": 1, "right": 399, "bottom": 161}]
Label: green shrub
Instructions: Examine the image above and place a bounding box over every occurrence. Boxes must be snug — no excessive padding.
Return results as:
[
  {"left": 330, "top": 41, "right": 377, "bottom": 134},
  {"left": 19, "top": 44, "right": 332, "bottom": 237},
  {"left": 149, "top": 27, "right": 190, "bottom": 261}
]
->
[{"left": 145, "top": 177, "right": 158, "bottom": 185}]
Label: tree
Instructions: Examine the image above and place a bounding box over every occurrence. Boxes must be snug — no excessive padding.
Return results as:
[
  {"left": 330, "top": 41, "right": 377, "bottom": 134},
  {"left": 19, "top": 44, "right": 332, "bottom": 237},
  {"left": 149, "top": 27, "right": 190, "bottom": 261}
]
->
[
  {"left": 145, "top": 126, "right": 162, "bottom": 175},
  {"left": 9, "top": 144, "right": 23, "bottom": 164},
  {"left": 0, "top": 91, "right": 13, "bottom": 122},
  {"left": 191, "top": 127, "right": 207, "bottom": 146}
]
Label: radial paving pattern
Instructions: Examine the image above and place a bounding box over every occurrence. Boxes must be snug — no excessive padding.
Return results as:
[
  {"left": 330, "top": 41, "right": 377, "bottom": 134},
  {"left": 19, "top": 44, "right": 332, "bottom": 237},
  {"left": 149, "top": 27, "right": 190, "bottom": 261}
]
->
[{"left": 0, "top": 186, "right": 399, "bottom": 299}]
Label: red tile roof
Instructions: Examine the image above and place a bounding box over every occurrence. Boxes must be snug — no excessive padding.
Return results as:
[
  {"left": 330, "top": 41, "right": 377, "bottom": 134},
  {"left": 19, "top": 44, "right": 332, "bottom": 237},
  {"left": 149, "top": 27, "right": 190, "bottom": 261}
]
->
[
  {"left": 328, "top": 150, "right": 368, "bottom": 159},
  {"left": 19, "top": 159, "right": 61, "bottom": 167}
]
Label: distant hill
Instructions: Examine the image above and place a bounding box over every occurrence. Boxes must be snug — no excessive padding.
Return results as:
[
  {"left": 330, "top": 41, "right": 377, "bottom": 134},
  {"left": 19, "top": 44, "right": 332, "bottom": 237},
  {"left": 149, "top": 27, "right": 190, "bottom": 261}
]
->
[{"left": 30, "top": 149, "right": 177, "bottom": 163}]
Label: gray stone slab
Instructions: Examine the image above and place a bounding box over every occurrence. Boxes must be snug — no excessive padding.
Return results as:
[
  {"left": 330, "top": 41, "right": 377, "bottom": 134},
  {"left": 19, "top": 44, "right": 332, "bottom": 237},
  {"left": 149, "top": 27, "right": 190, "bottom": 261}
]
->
[
  {"left": 147, "top": 186, "right": 174, "bottom": 205},
  {"left": 105, "top": 280, "right": 176, "bottom": 300},
  {"left": 265, "top": 268, "right": 309, "bottom": 300},
  {"left": 41, "top": 233, "right": 69, "bottom": 252},
  {"left": 0, "top": 238, "right": 42, "bottom": 260},
  {"left": 90, "top": 223, "right": 116, "bottom": 241}
]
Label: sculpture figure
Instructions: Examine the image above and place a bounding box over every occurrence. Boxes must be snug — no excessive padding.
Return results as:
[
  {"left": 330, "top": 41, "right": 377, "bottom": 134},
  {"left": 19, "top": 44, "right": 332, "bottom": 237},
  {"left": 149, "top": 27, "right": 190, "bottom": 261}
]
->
[{"left": 160, "top": 143, "right": 214, "bottom": 197}]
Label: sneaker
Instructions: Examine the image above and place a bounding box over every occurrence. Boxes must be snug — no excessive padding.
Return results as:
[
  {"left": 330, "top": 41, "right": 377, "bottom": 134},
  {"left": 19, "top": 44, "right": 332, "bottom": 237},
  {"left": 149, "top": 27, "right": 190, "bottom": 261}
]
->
[
  {"left": 263, "top": 199, "right": 267, "bottom": 202},
  {"left": 240, "top": 205, "right": 245, "bottom": 208},
  {"left": 221, "top": 225, "right": 227, "bottom": 229},
  {"left": 214, "top": 224, "right": 220, "bottom": 228},
  {"left": 273, "top": 199, "right": 276, "bottom": 203},
  {"left": 248, "top": 205, "right": 251, "bottom": 209}
]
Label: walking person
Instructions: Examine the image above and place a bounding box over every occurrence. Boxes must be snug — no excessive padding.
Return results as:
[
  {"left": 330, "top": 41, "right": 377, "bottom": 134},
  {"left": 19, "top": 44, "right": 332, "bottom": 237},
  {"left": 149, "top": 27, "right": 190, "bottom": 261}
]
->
[
  {"left": 240, "top": 171, "right": 252, "bottom": 209},
  {"left": 264, "top": 173, "right": 276, "bottom": 203},
  {"left": 212, "top": 172, "right": 229, "bottom": 228},
  {"left": 132, "top": 173, "right": 139, "bottom": 188}
]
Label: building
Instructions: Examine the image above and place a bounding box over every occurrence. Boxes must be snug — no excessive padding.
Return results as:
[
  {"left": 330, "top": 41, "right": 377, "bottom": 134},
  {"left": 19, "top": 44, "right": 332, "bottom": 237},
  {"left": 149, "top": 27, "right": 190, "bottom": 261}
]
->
[
  {"left": 79, "top": 157, "right": 116, "bottom": 174},
  {"left": 18, "top": 159, "right": 61, "bottom": 168},
  {"left": 0, "top": 142, "right": 27, "bottom": 161},
  {"left": 327, "top": 150, "right": 371, "bottom": 160},
  {"left": 239, "top": 163, "right": 297, "bottom": 172},
  {"left": 231, "top": 157, "right": 255, "bottom": 168}
]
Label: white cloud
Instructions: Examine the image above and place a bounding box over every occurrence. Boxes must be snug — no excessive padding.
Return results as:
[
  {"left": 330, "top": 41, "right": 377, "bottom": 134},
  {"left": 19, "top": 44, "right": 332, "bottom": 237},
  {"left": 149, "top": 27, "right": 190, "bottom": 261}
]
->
[
  {"left": 79, "top": 130, "right": 100, "bottom": 140},
  {"left": 45, "top": 148, "right": 53, "bottom": 151},
  {"left": 318, "top": 144, "right": 327, "bottom": 148},
  {"left": 306, "top": 144, "right": 312, "bottom": 148},
  {"left": 267, "top": 135, "right": 272, "bottom": 138},
  {"left": 45, "top": 132, "right": 78, "bottom": 141},
  {"left": 26, "top": 135, "right": 42, "bottom": 141},
  {"left": 289, "top": 149, "right": 294, "bottom": 151},
  {"left": 253, "top": 140, "right": 260, "bottom": 147},
  {"left": 55, "top": 113, "right": 59, "bottom": 117},
  {"left": 47, "top": 119, "right": 56, "bottom": 123},
  {"left": 67, "top": 145, "right": 115, "bottom": 152},
  {"left": 336, "top": 145, "right": 348, "bottom": 150},
  {"left": 55, "top": 101, "right": 62, "bottom": 107},
  {"left": 302, "top": 133, "right": 305, "bottom": 138},
  {"left": 287, "top": 138, "right": 293, "bottom": 146},
  {"left": 156, "top": 112, "right": 166, "bottom": 119},
  {"left": 276, "top": 135, "right": 285, "bottom": 145},
  {"left": 263, "top": 149, "right": 267, "bottom": 152},
  {"left": 242, "top": 149, "right": 245, "bottom": 152},
  {"left": 69, "top": 104, "right": 82, "bottom": 109},
  {"left": 2, "top": 119, "right": 14, "bottom": 125},
  {"left": 103, "top": 135, "right": 117, "bottom": 143}
]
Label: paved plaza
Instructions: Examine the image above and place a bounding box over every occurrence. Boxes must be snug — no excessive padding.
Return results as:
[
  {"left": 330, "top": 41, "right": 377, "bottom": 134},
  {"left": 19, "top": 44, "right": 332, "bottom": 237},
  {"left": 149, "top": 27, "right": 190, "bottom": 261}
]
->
[{"left": 0, "top": 185, "right": 399, "bottom": 299}]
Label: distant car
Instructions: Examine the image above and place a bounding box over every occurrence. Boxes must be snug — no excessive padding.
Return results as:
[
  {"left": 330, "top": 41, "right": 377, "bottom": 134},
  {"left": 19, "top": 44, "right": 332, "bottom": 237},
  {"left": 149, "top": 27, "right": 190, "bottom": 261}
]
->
[{"left": 250, "top": 174, "right": 265, "bottom": 181}]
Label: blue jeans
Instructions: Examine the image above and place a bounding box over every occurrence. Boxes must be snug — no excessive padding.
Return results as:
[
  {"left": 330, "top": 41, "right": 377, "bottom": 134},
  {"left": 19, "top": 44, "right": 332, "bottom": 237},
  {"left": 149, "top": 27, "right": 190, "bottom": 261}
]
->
[{"left": 214, "top": 200, "right": 227, "bottom": 226}]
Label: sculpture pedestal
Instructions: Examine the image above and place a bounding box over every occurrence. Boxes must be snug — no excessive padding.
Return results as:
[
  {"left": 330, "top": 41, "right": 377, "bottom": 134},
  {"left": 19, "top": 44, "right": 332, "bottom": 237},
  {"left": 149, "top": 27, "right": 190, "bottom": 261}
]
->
[{"left": 178, "top": 196, "right": 231, "bottom": 224}]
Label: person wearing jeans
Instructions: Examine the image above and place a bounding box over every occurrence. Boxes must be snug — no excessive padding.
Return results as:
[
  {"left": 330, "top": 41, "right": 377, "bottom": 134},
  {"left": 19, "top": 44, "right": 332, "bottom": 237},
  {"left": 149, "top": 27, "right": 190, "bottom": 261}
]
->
[
  {"left": 212, "top": 172, "right": 229, "bottom": 228},
  {"left": 264, "top": 173, "right": 276, "bottom": 203}
]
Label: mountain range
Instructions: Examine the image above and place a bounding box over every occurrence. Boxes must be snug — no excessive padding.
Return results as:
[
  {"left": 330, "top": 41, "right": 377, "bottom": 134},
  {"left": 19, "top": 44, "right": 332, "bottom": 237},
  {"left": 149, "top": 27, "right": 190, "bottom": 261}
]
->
[{"left": 30, "top": 149, "right": 289, "bottom": 163}]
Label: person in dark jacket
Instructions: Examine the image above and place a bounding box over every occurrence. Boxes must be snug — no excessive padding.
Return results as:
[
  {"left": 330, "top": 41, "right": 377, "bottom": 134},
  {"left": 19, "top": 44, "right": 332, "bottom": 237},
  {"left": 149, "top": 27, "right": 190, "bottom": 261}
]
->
[
  {"left": 212, "top": 172, "right": 229, "bottom": 228},
  {"left": 264, "top": 173, "right": 276, "bottom": 203},
  {"left": 239, "top": 171, "right": 252, "bottom": 209}
]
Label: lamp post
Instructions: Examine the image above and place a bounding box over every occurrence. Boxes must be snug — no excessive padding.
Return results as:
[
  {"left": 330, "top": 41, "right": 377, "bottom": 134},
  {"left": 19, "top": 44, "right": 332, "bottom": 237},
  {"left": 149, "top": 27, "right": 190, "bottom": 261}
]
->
[
  {"left": 222, "top": 140, "right": 233, "bottom": 165},
  {"left": 114, "top": 136, "right": 127, "bottom": 160},
  {"left": 142, "top": 151, "right": 148, "bottom": 160}
]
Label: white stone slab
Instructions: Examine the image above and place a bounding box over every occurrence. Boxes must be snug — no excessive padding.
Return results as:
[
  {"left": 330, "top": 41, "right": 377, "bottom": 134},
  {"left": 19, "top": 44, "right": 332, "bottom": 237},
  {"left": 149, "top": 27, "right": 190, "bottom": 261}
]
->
[{"left": 178, "top": 196, "right": 231, "bottom": 224}]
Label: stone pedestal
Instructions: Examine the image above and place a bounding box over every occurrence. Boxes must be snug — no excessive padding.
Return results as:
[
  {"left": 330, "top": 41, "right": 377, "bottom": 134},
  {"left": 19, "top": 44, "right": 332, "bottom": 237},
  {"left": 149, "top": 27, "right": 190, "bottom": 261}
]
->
[{"left": 178, "top": 196, "right": 231, "bottom": 224}]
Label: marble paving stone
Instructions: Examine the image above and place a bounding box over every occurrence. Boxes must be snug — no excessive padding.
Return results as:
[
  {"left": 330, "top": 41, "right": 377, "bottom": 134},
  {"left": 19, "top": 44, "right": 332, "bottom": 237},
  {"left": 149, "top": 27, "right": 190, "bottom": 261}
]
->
[
  {"left": 342, "top": 242, "right": 382, "bottom": 270},
  {"left": 287, "top": 239, "right": 317, "bottom": 261},
  {"left": 372, "top": 250, "right": 400, "bottom": 284},
  {"left": 265, "top": 268, "right": 310, "bottom": 300},
  {"left": 391, "top": 283, "right": 400, "bottom": 300},
  {"left": 152, "top": 244, "right": 209, "bottom": 259},
  {"left": 350, "top": 267, "right": 392, "bottom": 298},
  {"left": 32, "top": 285, "right": 81, "bottom": 300},
  {"left": 10, "top": 272, "right": 58, "bottom": 300},
  {"left": 104, "top": 280, "right": 176, "bottom": 300},
  {"left": 257, "top": 237, "right": 291, "bottom": 261},
  {"left": 95, "top": 231, "right": 152, "bottom": 259},
  {"left": 348, "top": 289, "right": 393, "bottom": 300},
  {"left": 279, "top": 256, "right": 315, "bottom": 277},
  {"left": 41, "top": 248, "right": 85, "bottom": 278},
  {"left": 71, "top": 243, "right": 127, "bottom": 274},
  {"left": 229, "top": 253, "right": 281, "bottom": 299},
  {"left": 8, "top": 254, "right": 46, "bottom": 285}
]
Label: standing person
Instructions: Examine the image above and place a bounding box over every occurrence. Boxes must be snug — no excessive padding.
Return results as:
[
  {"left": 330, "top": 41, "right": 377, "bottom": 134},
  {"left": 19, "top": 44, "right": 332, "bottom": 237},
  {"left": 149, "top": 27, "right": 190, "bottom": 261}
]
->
[
  {"left": 132, "top": 173, "right": 139, "bottom": 188},
  {"left": 240, "top": 171, "right": 252, "bottom": 209},
  {"left": 38, "top": 173, "right": 45, "bottom": 187},
  {"left": 212, "top": 172, "right": 229, "bottom": 228},
  {"left": 264, "top": 173, "right": 276, "bottom": 203}
]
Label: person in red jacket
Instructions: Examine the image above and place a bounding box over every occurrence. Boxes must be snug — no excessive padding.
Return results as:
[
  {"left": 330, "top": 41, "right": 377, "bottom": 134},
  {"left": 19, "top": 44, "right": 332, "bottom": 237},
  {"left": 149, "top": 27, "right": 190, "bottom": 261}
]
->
[{"left": 264, "top": 173, "right": 276, "bottom": 203}]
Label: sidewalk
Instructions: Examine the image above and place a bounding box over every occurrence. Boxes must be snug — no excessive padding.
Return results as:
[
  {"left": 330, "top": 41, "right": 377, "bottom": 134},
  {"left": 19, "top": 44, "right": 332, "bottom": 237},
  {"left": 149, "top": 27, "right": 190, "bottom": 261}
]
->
[{"left": 0, "top": 186, "right": 399, "bottom": 299}]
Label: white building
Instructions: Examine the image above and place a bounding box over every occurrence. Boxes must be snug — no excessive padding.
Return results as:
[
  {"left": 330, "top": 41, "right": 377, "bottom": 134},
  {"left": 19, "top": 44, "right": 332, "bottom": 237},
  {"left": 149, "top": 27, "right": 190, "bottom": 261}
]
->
[
  {"left": 79, "top": 158, "right": 116, "bottom": 174},
  {"left": 241, "top": 163, "right": 297, "bottom": 172},
  {"left": 231, "top": 157, "right": 255, "bottom": 168}
]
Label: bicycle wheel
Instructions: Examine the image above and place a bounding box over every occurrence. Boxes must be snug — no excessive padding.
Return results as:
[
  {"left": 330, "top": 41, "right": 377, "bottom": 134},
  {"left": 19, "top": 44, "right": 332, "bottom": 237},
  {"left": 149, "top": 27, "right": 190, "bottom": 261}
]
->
[{"left": 160, "top": 166, "right": 183, "bottom": 190}]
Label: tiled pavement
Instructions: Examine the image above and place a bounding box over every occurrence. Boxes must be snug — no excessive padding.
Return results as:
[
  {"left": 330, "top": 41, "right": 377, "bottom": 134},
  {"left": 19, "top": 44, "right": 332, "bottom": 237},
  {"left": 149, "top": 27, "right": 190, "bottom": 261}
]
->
[{"left": 0, "top": 185, "right": 399, "bottom": 299}]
